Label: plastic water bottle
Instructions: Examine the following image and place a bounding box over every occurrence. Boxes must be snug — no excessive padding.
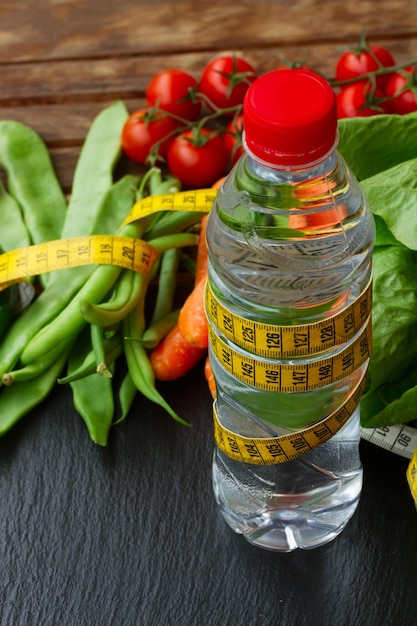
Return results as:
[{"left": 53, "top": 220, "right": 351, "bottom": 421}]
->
[{"left": 205, "top": 68, "right": 375, "bottom": 552}]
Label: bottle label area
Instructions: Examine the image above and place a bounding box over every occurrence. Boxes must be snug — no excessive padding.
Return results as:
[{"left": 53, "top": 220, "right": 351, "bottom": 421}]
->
[{"left": 213, "top": 376, "right": 366, "bottom": 465}]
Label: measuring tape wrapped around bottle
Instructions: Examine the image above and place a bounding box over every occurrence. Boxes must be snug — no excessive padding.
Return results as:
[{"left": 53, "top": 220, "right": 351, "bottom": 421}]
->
[{"left": 206, "top": 272, "right": 372, "bottom": 463}]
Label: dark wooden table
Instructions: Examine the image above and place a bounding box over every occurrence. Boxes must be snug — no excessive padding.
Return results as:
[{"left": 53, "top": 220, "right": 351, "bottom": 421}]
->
[{"left": 1, "top": 2, "right": 417, "bottom": 624}]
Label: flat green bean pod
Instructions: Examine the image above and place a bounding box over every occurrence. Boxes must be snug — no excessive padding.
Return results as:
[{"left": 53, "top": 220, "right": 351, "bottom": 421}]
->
[
  {"left": 67, "top": 336, "right": 115, "bottom": 446},
  {"left": 0, "top": 179, "right": 31, "bottom": 252},
  {"left": 0, "top": 120, "right": 67, "bottom": 248},
  {"left": 59, "top": 100, "right": 129, "bottom": 240},
  {"left": 0, "top": 347, "right": 70, "bottom": 436}
]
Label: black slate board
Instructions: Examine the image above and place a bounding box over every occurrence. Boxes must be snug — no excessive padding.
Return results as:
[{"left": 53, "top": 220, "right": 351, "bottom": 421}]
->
[{"left": 0, "top": 363, "right": 416, "bottom": 626}]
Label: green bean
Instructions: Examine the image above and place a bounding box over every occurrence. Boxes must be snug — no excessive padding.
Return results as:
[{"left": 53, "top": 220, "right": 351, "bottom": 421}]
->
[
  {"left": 0, "top": 120, "right": 141, "bottom": 381},
  {"left": 20, "top": 263, "right": 123, "bottom": 366},
  {"left": 150, "top": 233, "right": 199, "bottom": 254},
  {"left": 123, "top": 307, "right": 190, "bottom": 427},
  {"left": 147, "top": 168, "right": 181, "bottom": 197},
  {"left": 144, "top": 210, "right": 206, "bottom": 241},
  {"left": 2, "top": 338, "right": 72, "bottom": 385},
  {"left": 0, "top": 275, "right": 89, "bottom": 379},
  {"left": 58, "top": 333, "right": 123, "bottom": 384},
  {"left": 79, "top": 270, "right": 145, "bottom": 327},
  {"left": 90, "top": 323, "right": 114, "bottom": 377},
  {"left": 0, "top": 120, "right": 67, "bottom": 246},
  {"left": 0, "top": 347, "right": 70, "bottom": 436},
  {"left": 67, "top": 348, "right": 115, "bottom": 446},
  {"left": 141, "top": 308, "right": 180, "bottom": 349},
  {"left": 150, "top": 248, "right": 180, "bottom": 326},
  {"left": 59, "top": 100, "right": 129, "bottom": 240},
  {"left": 179, "top": 253, "right": 196, "bottom": 278},
  {"left": 0, "top": 179, "right": 31, "bottom": 252},
  {"left": 114, "top": 372, "right": 137, "bottom": 424}
]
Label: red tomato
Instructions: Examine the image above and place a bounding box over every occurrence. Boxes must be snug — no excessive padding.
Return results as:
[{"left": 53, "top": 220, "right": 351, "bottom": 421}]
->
[
  {"left": 336, "top": 81, "right": 391, "bottom": 118},
  {"left": 121, "top": 109, "right": 178, "bottom": 164},
  {"left": 385, "top": 67, "right": 417, "bottom": 115},
  {"left": 198, "top": 55, "right": 257, "bottom": 115},
  {"left": 167, "top": 128, "right": 229, "bottom": 188},
  {"left": 223, "top": 114, "right": 244, "bottom": 165},
  {"left": 335, "top": 44, "right": 395, "bottom": 89},
  {"left": 146, "top": 69, "right": 202, "bottom": 121}
]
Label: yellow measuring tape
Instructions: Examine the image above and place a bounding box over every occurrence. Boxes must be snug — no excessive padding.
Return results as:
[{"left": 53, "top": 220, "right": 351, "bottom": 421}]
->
[
  {"left": 205, "top": 279, "right": 372, "bottom": 358},
  {"left": 121, "top": 188, "right": 217, "bottom": 226},
  {"left": 407, "top": 447, "right": 417, "bottom": 504},
  {"left": 213, "top": 376, "right": 366, "bottom": 465},
  {"left": 0, "top": 189, "right": 216, "bottom": 292},
  {"left": 209, "top": 319, "right": 371, "bottom": 393},
  {"left": 0, "top": 235, "right": 158, "bottom": 291}
]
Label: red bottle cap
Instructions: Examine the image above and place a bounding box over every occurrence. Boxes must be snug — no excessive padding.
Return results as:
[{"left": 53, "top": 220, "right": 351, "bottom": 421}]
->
[{"left": 243, "top": 69, "right": 337, "bottom": 167}]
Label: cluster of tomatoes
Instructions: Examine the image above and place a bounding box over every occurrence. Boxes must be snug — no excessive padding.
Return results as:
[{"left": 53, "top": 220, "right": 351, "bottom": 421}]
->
[
  {"left": 334, "top": 40, "right": 417, "bottom": 119},
  {"left": 121, "top": 55, "right": 255, "bottom": 188},
  {"left": 121, "top": 41, "right": 417, "bottom": 188}
]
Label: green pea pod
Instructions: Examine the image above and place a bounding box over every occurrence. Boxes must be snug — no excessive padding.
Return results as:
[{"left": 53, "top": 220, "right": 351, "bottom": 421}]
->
[
  {"left": 123, "top": 307, "right": 190, "bottom": 427},
  {"left": 141, "top": 308, "right": 180, "bottom": 349},
  {"left": 0, "top": 346, "right": 70, "bottom": 436},
  {"left": 67, "top": 334, "right": 115, "bottom": 446},
  {"left": 2, "top": 338, "right": 71, "bottom": 385},
  {"left": 79, "top": 270, "right": 146, "bottom": 327},
  {"left": 20, "top": 263, "right": 123, "bottom": 366},
  {"left": 0, "top": 112, "right": 140, "bottom": 381},
  {"left": 149, "top": 248, "right": 180, "bottom": 326},
  {"left": 144, "top": 210, "right": 207, "bottom": 241},
  {"left": 59, "top": 100, "right": 129, "bottom": 241},
  {"left": 90, "top": 323, "right": 113, "bottom": 377},
  {"left": 0, "top": 179, "right": 31, "bottom": 252},
  {"left": 70, "top": 373, "right": 115, "bottom": 446},
  {"left": 57, "top": 334, "right": 123, "bottom": 384},
  {"left": 0, "top": 120, "right": 67, "bottom": 248},
  {"left": 115, "top": 372, "right": 137, "bottom": 424}
]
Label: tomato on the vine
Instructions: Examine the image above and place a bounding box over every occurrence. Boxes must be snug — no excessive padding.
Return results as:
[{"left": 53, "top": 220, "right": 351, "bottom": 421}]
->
[
  {"left": 385, "top": 67, "right": 417, "bottom": 115},
  {"left": 198, "top": 55, "right": 257, "bottom": 115},
  {"left": 146, "top": 69, "right": 202, "bottom": 121},
  {"left": 335, "top": 43, "right": 395, "bottom": 89},
  {"left": 121, "top": 109, "right": 178, "bottom": 165},
  {"left": 167, "top": 128, "right": 229, "bottom": 188},
  {"left": 223, "top": 114, "right": 244, "bottom": 165},
  {"left": 336, "top": 81, "right": 391, "bottom": 118}
]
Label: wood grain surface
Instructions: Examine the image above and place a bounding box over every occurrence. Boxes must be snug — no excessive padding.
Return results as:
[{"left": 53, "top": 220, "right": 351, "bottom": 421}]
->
[{"left": 1, "top": 0, "right": 417, "bottom": 191}]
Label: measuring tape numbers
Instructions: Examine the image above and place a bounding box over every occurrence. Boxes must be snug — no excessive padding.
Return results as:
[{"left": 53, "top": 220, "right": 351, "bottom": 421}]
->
[
  {"left": 209, "top": 319, "right": 371, "bottom": 393},
  {"left": 213, "top": 376, "right": 366, "bottom": 465},
  {"left": 360, "top": 424, "right": 417, "bottom": 505},
  {"left": 121, "top": 188, "right": 216, "bottom": 227},
  {"left": 205, "top": 279, "right": 372, "bottom": 359},
  {"left": 0, "top": 235, "right": 158, "bottom": 291},
  {"left": 360, "top": 423, "right": 417, "bottom": 460}
]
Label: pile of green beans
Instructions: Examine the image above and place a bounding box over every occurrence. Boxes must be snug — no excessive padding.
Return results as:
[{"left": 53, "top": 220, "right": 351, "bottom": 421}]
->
[{"left": 0, "top": 102, "right": 205, "bottom": 445}]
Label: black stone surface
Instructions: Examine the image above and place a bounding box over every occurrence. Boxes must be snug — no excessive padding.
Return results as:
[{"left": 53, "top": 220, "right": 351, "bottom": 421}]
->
[{"left": 0, "top": 363, "right": 416, "bottom": 626}]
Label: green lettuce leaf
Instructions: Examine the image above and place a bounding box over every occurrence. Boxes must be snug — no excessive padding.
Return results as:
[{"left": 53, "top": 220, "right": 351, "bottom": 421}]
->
[
  {"left": 338, "top": 113, "right": 417, "bottom": 180},
  {"left": 362, "top": 158, "right": 417, "bottom": 250},
  {"left": 361, "top": 246, "right": 417, "bottom": 426}
]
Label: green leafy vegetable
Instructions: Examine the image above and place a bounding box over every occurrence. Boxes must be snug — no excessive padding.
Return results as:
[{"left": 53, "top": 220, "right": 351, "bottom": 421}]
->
[
  {"left": 338, "top": 122, "right": 417, "bottom": 430},
  {"left": 338, "top": 112, "right": 417, "bottom": 180}
]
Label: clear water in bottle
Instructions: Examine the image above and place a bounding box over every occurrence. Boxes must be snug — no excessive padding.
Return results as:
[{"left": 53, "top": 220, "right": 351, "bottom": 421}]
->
[{"left": 206, "top": 68, "right": 375, "bottom": 551}]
